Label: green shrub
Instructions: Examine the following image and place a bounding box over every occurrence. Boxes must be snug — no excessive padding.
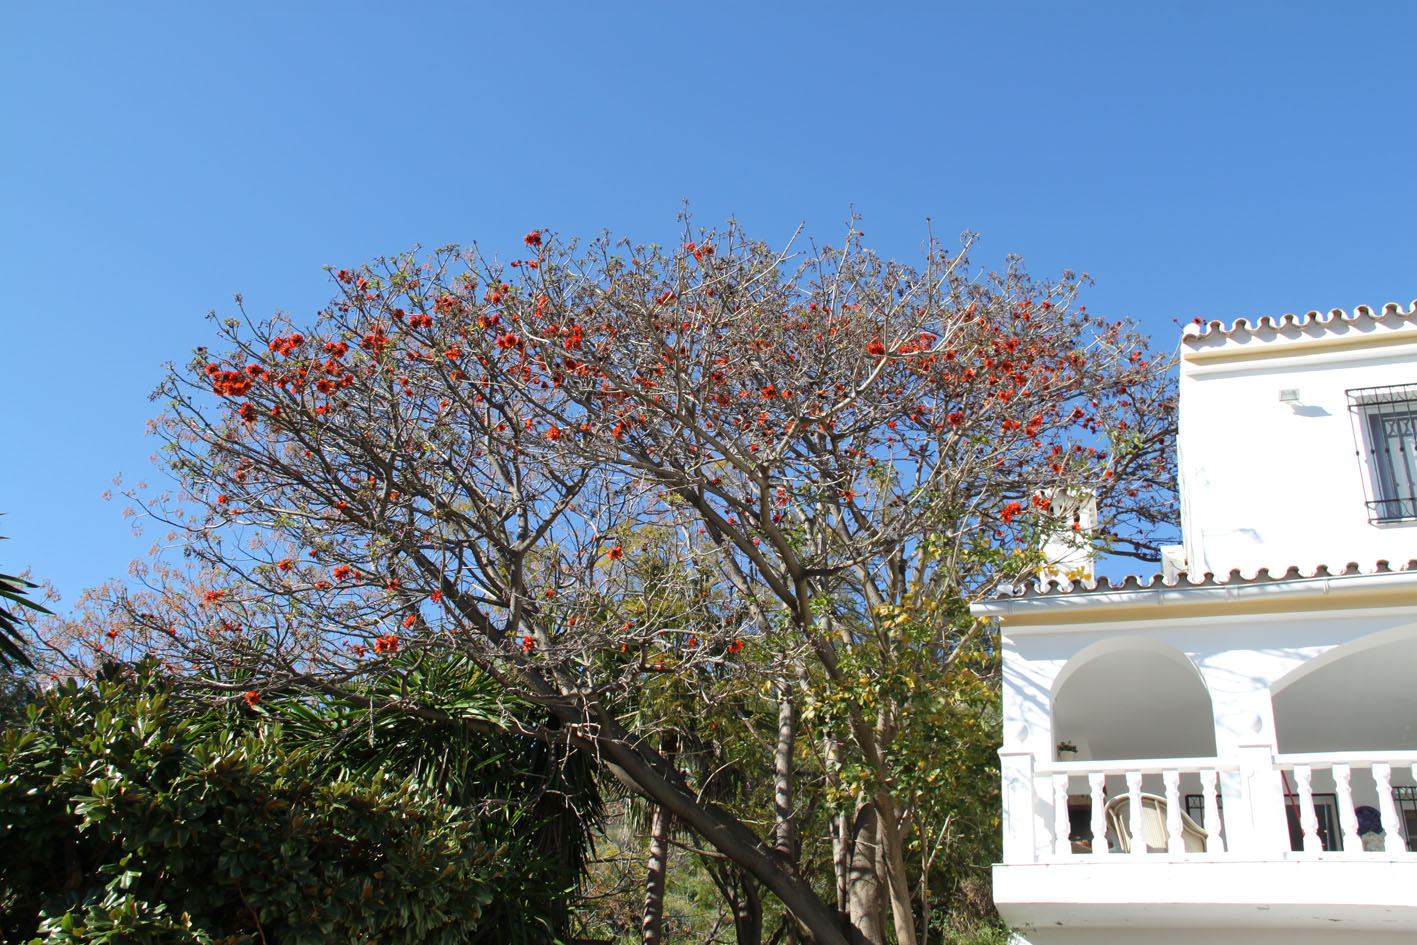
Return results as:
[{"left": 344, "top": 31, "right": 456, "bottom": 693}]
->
[{"left": 0, "top": 668, "right": 521, "bottom": 944}]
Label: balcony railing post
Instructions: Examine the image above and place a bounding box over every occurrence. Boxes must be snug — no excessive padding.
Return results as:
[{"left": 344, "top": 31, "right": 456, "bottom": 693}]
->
[
  {"left": 1201, "top": 768, "right": 1225, "bottom": 853},
  {"left": 1127, "top": 771, "right": 1146, "bottom": 855},
  {"left": 1295, "top": 765, "right": 1320, "bottom": 852},
  {"left": 999, "top": 749, "right": 1037, "bottom": 864},
  {"left": 1237, "top": 742, "right": 1288, "bottom": 855},
  {"left": 1053, "top": 773, "right": 1071, "bottom": 857},
  {"left": 1333, "top": 763, "right": 1361, "bottom": 852},
  {"left": 1164, "top": 770, "right": 1183, "bottom": 854},
  {"left": 1089, "top": 772, "right": 1108, "bottom": 857},
  {"left": 1373, "top": 763, "right": 1405, "bottom": 854}
]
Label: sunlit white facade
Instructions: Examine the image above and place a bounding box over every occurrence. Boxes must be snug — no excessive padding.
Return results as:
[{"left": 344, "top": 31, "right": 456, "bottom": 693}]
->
[{"left": 980, "top": 302, "right": 1417, "bottom": 944}]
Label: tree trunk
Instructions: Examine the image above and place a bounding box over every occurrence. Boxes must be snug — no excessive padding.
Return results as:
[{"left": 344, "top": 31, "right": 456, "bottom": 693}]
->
[
  {"left": 641, "top": 731, "right": 679, "bottom": 945},
  {"left": 773, "top": 685, "right": 799, "bottom": 943},
  {"left": 734, "top": 873, "right": 764, "bottom": 945},
  {"left": 827, "top": 736, "right": 850, "bottom": 915},
  {"left": 846, "top": 802, "right": 887, "bottom": 945},
  {"left": 773, "top": 684, "right": 797, "bottom": 860},
  {"left": 875, "top": 792, "right": 920, "bottom": 945},
  {"left": 587, "top": 721, "right": 854, "bottom": 945}
]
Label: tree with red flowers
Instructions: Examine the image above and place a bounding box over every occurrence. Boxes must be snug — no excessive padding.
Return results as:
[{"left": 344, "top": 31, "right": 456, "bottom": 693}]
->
[{"left": 85, "top": 218, "right": 1175, "bottom": 944}]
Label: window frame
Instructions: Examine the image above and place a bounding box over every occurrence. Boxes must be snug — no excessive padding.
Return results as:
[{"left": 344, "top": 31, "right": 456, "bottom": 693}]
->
[{"left": 1347, "top": 384, "right": 1417, "bottom": 524}]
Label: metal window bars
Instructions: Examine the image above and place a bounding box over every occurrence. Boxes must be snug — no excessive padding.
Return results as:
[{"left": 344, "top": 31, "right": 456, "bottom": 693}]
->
[{"left": 1348, "top": 384, "right": 1417, "bottom": 523}]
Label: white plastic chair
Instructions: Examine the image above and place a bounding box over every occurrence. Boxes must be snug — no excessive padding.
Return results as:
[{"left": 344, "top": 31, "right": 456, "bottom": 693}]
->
[{"left": 1104, "top": 792, "right": 1208, "bottom": 853}]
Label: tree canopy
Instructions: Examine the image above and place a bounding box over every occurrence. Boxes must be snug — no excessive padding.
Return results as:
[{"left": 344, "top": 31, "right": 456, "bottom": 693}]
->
[{"left": 48, "top": 219, "right": 1177, "bottom": 944}]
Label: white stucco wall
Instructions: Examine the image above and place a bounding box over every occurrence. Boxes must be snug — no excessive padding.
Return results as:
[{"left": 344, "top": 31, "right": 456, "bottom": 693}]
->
[{"left": 1178, "top": 311, "right": 1417, "bottom": 577}]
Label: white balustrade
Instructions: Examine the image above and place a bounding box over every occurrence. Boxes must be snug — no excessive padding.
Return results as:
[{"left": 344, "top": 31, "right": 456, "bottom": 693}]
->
[
  {"left": 1295, "top": 764, "right": 1320, "bottom": 852},
  {"left": 1088, "top": 772, "right": 1107, "bottom": 859},
  {"left": 1374, "top": 763, "right": 1404, "bottom": 854},
  {"left": 1026, "top": 756, "right": 1235, "bottom": 861},
  {"left": 1164, "top": 769, "right": 1183, "bottom": 854},
  {"left": 1127, "top": 771, "right": 1145, "bottom": 857},
  {"left": 1201, "top": 768, "right": 1225, "bottom": 852},
  {"left": 1333, "top": 763, "right": 1360, "bottom": 851},
  {"left": 1014, "top": 750, "right": 1417, "bottom": 864},
  {"left": 1271, "top": 751, "right": 1417, "bottom": 857}
]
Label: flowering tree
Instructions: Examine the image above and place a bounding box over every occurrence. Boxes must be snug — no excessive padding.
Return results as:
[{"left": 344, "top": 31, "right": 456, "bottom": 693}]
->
[{"left": 79, "top": 219, "right": 1175, "bottom": 944}]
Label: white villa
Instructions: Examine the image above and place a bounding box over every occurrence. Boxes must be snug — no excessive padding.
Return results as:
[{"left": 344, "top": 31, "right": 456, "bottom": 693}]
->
[{"left": 977, "top": 302, "right": 1417, "bottom": 944}]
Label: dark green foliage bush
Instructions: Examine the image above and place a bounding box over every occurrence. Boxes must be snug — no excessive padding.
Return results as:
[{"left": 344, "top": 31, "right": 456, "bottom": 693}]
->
[
  {"left": 0, "top": 667, "right": 521, "bottom": 944},
  {"left": 273, "top": 658, "right": 601, "bottom": 940}
]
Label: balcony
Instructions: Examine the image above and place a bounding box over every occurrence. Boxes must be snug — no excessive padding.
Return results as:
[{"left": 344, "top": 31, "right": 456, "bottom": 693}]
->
[{"left": 996, "top": 748, "right": 1417, "bottom": 940}]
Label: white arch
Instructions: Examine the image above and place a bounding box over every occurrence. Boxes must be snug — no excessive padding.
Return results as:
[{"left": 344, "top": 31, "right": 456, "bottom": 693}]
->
[
  {"left": 1051, "top": 634, "right": 1213, "bottom": 703},
  {"left": 1271, "top": 622, "right": 1417, "bottom": 753},
  {"left": 1270, "top": 622, "right": 1417, "bottom": 697},
  {"left": 1052, "top": 635, "right": 1217, "bottom": 761}
]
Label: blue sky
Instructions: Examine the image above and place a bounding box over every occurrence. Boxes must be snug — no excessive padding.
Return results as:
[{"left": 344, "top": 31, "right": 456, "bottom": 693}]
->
[{"left": 3, "top": 2, "right": 1415, "bottom": 606}]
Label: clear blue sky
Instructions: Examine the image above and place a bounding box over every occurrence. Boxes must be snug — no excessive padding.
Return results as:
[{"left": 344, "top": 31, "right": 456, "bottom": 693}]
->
[{"left": 4, "top": 2, "right": 1415, "bottom": 607}]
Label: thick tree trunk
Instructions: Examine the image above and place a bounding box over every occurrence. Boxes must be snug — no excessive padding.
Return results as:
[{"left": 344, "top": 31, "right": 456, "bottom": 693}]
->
[
  {"left": 641, "top": 731, "right": 679, "bottom": 945},
  {"left": 773, "top": 686, "right": 799, "bottom": 943},
  {"left": 876, "top": 793, "right": 919, "bottom": 945},
  {"left": 642, "top": 802, "right": 673, "bottom": 944},
  {"left": 734, "top": 874, "right": 764, "bottom": 945},
  {"left": 773, "top": 685, "right": 797, "bottom": 859},
  {"left": 846, "top": 802, "right": 887, "bottom": 945},
  {"left": 587, "top": 721, "right": 854, "bottom": 945}
]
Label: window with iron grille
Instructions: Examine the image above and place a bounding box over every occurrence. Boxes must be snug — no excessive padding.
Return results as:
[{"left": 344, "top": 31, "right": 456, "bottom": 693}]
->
[{"left": 1348, "top": 384, "right": 1417, "bottom": 523}]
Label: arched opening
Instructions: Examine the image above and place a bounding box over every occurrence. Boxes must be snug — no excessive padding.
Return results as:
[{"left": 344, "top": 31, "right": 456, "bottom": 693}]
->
[
  {"left": 1271, "top": 626, "right": 1417, "bottom": 754},
  {"left": 1052, "top": 637, "right": 1217, "bottom": 761}
]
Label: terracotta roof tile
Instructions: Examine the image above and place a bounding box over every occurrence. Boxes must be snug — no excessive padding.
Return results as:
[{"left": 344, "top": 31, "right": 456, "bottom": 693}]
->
[
  {"left": 993, "top": 559, "right": 1417, "bottom": 601},
  {"left": 1181, "top": 300, "right": 1417, "bottom": 344}
]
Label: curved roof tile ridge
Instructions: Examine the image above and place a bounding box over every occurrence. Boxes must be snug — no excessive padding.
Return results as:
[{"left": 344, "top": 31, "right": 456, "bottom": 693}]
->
[
  {"left": 1180, "top": 299, "right": 1417, "bottom": 342},
  {"left": 999, "top": 558, "right": 1417, "bottom": 600}
]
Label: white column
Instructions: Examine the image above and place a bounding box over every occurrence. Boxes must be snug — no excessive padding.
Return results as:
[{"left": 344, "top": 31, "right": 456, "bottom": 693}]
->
[
  {"left": 1053, "top": 773, "right": 1071, "bottom": 856},
  {"left": 1089, "top": 772, "right": 1108, "bottom": 857},
  {"left": 1294, "top": 764, "right": 1320, "bottom": 852},
  {"left": 1334, "top": 763, "right": 1361, "bottom": 852},
  {"left": 999, "top": 749, "right": 1037, "bottom": 864},
  {"left": 1127, "top": 770, "right": 1146, "bottom": 855},
  {"left": 1374, "top": 763, "right": 1405, "bottom": 854},
  {"left": 1236, "top": 742, "right": 1288, "bottom": 855},
  {"left": 1201, "top": 768, "right": 1225, "bottom": 853},
  {"left": 1164, "top": 769, "right": 1184, "bottom": 854}
]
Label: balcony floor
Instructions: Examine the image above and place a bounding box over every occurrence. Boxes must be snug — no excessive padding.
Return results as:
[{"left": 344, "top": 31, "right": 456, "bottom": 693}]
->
[{"left": 996, "top": 858, "right": 1417, "bottom": 943}]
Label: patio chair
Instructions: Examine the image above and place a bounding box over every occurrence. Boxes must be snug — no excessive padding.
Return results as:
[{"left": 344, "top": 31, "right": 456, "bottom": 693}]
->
[{"left": 1104, "top": 792, "right": 1208, "bottom": 853}]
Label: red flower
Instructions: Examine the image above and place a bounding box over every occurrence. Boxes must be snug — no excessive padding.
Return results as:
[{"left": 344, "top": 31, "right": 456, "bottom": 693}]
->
[
  {"left": 277, "top": 559, "right": 294, "bottom": 572},
  {"left": 430, "top": 590, "right": 443, "bottom": 603},
  {"left": 1000, "top": 501, "right": 1024, "bottom": 524},
  {"left": 521, "top": 635, "right": 535, "bottom": 653},
  {"left": 546, "top": 425, "right": 562, "bottom": 442},
  {"left": 524, "top": 231, "right": 542, "bottom": 247},
  {"left": 333, "top": 565, "right": 355, "bottom": 581},
  {"left": 607, "top": 545, "right": 623, "bottom": 560},
  {"left": 402, "top": 613, "right": 417, "bottom": 628},
  {"left": 727, "top": 639, "right": 744, "bottom": 654},
  {"left": 374, "top": 633, "right": 399, "bottom": 653},
  {"left": 243, "top": 691, "right": 260, "bottom": 707}
]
